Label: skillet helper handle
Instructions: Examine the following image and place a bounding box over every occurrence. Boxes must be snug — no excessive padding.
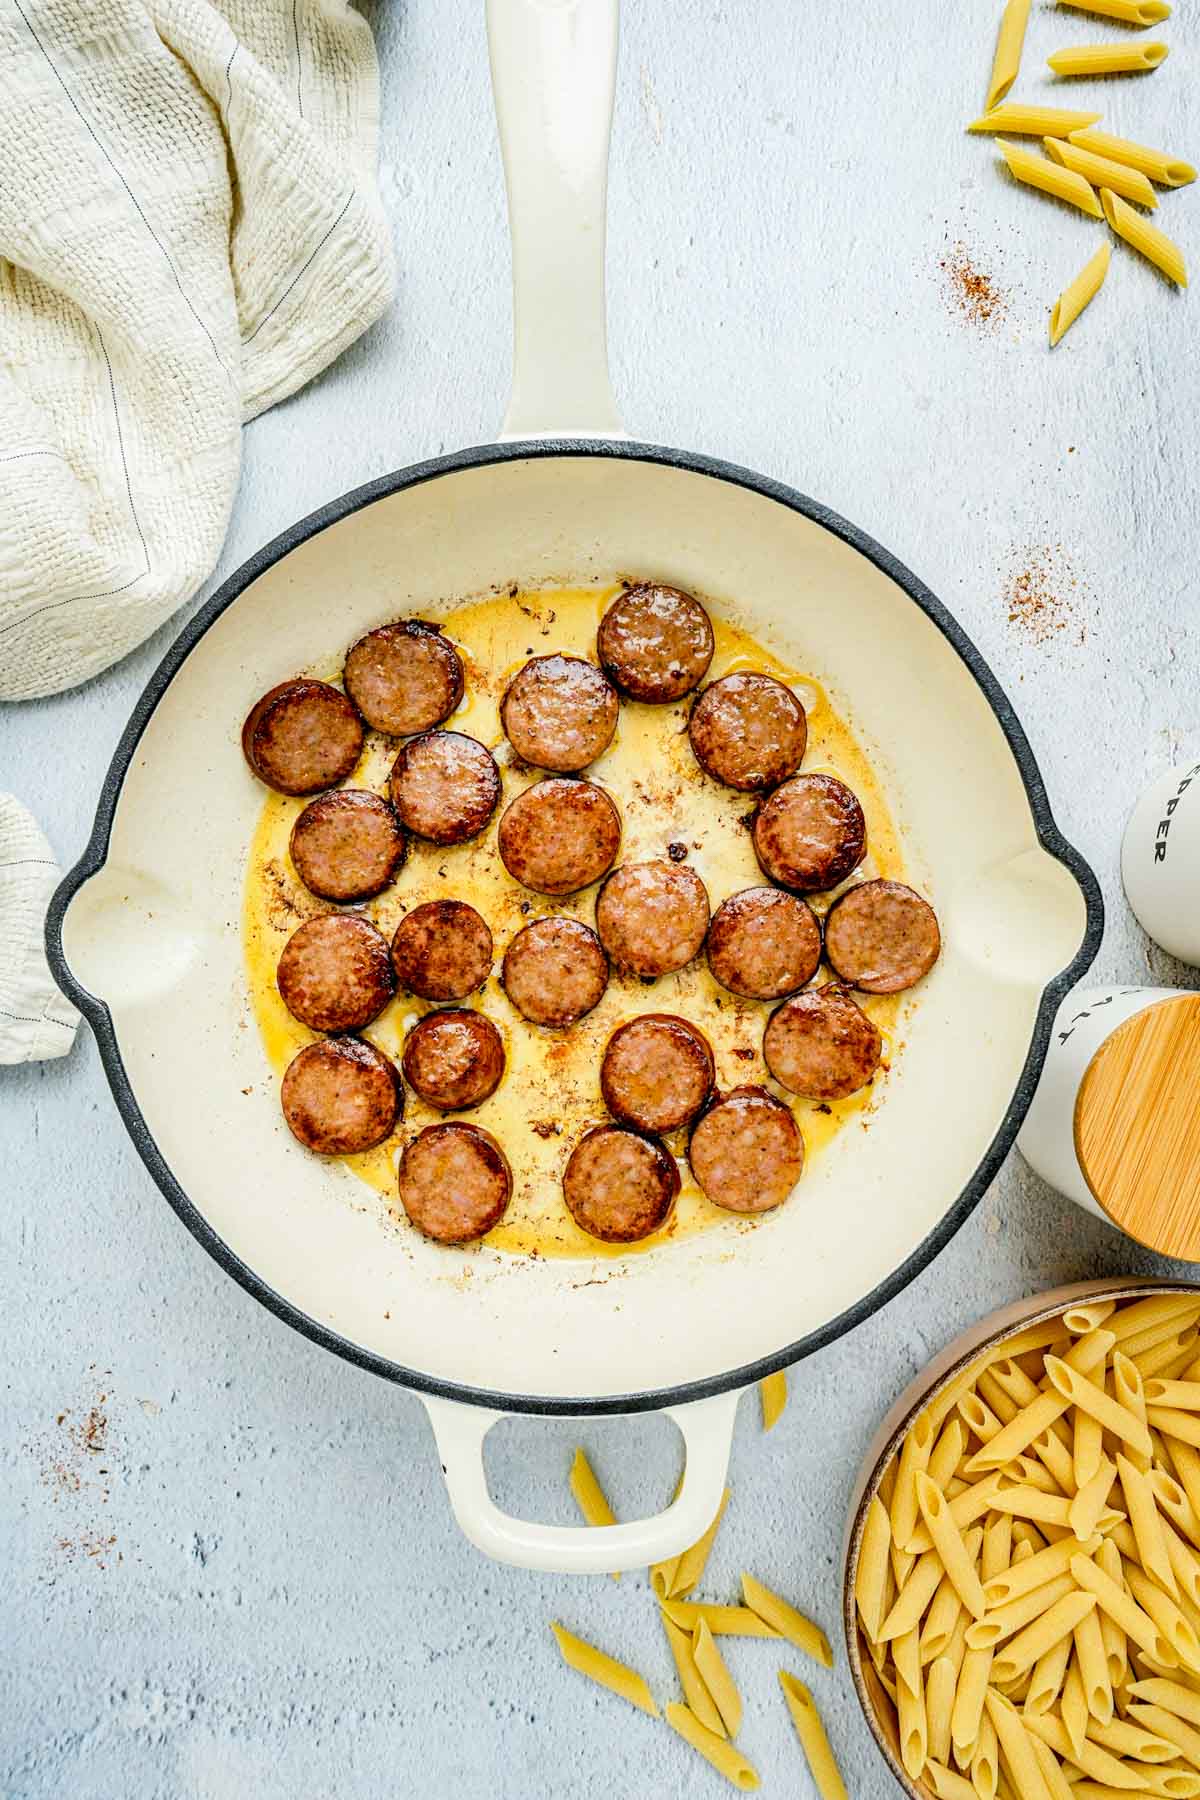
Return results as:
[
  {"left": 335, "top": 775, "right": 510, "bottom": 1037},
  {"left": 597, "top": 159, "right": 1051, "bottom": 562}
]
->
[
  {"left": 422, "top": 1390, "right": 739, "bottom": 1573},
  {"left": 486, "top": 0, "right": 626, "bottom": 440}
]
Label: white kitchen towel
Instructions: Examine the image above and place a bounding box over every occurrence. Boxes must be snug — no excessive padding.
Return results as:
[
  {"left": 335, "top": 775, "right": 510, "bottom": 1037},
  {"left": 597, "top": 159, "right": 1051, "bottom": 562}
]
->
[{"left": 0, "top": 794, "right": 80, "bottom": 1062}]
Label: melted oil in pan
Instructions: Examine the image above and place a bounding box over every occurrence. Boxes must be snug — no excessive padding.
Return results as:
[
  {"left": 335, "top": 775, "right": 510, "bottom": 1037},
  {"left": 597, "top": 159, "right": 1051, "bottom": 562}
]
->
[{"left": 243, "top": 584, "right": 913, "bottom": 1260}]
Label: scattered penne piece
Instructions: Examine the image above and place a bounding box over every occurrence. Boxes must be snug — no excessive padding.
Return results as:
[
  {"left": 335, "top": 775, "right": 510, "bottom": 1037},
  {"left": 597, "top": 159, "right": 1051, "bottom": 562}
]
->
[
  {"left": 671, "top": 1488, "right": 730, "bottom": 1599},
  {"left": 1048, "top": 40, "right": 1169, "bottom": 75},
  {"left": 969, "top": 102, "right": 1103, "bottom": 135},
  {"left": 693, "top": 1620, "right": 743, "bottom": 1738},
  {"left": 987, "top": 0, "right": 1033, "bottom": 111},
  {"left": 650, "top": 1472, "right": 684, "bottom": 1597},
  {"left": 1101, "top": 189, "right": 1188, "bottom": 287},
  {"left": 569, "top": 1447, "right": 620, "bottom": 1579},
  {"left": 759, "top": 1371, "right": 788, "bottom": 1432},
  {"left": 549, "top": 1622, "right": 659, "bottom": 1716},
  {"left": 1046, "top": 138, "right": 1158, "bottom": 208},
  {"left": 1069, "top": 126, "right": 1197, "bottom": 187},
  {"left": 779, "top": 1674, "right": 849, "bottom": 1800},
  {"left": 998, "top": 139, "right": 1103, "bottom": 218},
  {"left": 1058, "top": 0, "right": 1171, "bottom": 21},
  {"left": 661, "top": 1600, "right": 780, "bottom": 1639},
  {"left": 665, "top": 1703, "right": 759, "bottom": 1790},
  {"left": 661, "top": 1609, "right": 726, "bottom": 1738},
  {"left": 741, "top": 1573, "right": 833, "bottom": 1665}
]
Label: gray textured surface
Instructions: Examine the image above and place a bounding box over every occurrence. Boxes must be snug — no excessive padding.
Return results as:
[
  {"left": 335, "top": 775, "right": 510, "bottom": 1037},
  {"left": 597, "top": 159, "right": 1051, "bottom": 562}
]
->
[{"left": 3, "top": 3, "right": 1199, "bottom": 1796}]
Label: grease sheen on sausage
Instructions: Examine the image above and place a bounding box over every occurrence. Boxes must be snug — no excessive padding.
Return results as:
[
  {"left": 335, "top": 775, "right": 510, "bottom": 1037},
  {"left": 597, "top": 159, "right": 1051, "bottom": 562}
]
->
[
  {"left": 596, "top": 583, "right": 714, "bottom": 703},
  {"left": 498, "top": 778, "right": 621, "bottom": 895},
  {"left": 281, "top": 1037, "right": 400, "bottom": 1155},
  {"left": 600, "top": 1014, "right": 714, "bottom": 1134},
  {"left": 706, "top": 886, "right": 822, "bottom": 999},
  {"left": 688, "top": 1085, "right": 804, "bottom": 1214},
  {"left": 762, "top": 984, "right": 882, "bottom": 1101},
  {"left": 500, "top": 654, "right": 619, "bottom": 772},
  {"left": 501, "top": 917, "right": 609, "bottom": 1027},
  {"left": 343, "top": 620, "right": 464, "bottom": 736},
  {"left": 276, "top": 914, "right": 395, "bottom": 1032},
  {"left": 391, "top": 900, "right": 493, "bottom": 1001},
  {"left": 242, "top": 678, "right": 363, "bottom": 795},
  {"left": 753, "top": 772, "right": 866, "bottom": 893},
  {"left": 289, "top": 789, "right": 406, "bottom": 901},
  {"left": 595, "top": 861, "right": 710, "bottom": 978},
  {"left": 398, "top": 1122, "right": 512, "bottom": 1243},
  {"left": 562, "top": 1125, "right": 680, "bottom": 1243},
  {"left": 388, "top": 730, "right": 500, "bottom": 845},
  {"left": 823, "top": 880, "right": 942, "bottom": 994},
  {"left": 688, "top": 672, "right": 807, "bottom": 792},
  {"left": 401, "top": 1009, "right": 505, "bottom": 1111}
]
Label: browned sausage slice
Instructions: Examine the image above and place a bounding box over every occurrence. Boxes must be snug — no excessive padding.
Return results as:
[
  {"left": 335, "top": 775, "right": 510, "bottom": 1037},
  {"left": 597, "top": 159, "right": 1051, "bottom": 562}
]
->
[
  {"left": 242, "top": 678, "right": 363, "bottom": 795},
  {"left": 276, "top": 914, "right": 395, "bottom": 1032},
  {"left": 497, "top": 779, "right": 621, "bottom": 895},
  {"left": 500, "top": 654, "right": 619, "bottom": 772},
  {"left": 600, "top": 1014, "right": 715, "bottom": 1133},
  {"left": 596, "top": 583, "right": 715, "bottom": 703},
  {"left": 595, "top": 861, "right": 710, "bottom": 978},
  {"left": 753, "top": 773, "right": 866, "bottom": 893},
  {"left": 763, "top": 984, "right": 882, "bottom": 1100},
  {"left": 281, "top": 1037, "right": 400, "bottom": 1155},
  {"left": 688, "top": 673, "right": 807, "bottom": 792},
  {"left": 823, "top": 880, "right": 941, "bottom": 994},
  {"left": 343, "top": 620, "right": 464, "bottom": 736},
  {"left": 401, "top": 1009, "right": 505, "bottom": 1111},
  {"left": 688, "top": 1086, "right": 804, "bottom": 1214},
  {"left": 392, "top": 900, "right": 493, "bottom": 1001},
  {"left": 398, "top": 1122, "right": 512, "bottom": 1243},
  {"left": 706, "top": 887, "right": 822, "bottom": 999},
  {"left": 289, "top": 789, "right": 406, "bottom": 901},
  {"left": 388, "top": 730, "right": 500, "bottom": 845},
  {"left": 501, "top": 918, "right": 609, "bottom": 1027},
  {"left": 562, "top": 1125, "right": 680, "bottom": 1243}
]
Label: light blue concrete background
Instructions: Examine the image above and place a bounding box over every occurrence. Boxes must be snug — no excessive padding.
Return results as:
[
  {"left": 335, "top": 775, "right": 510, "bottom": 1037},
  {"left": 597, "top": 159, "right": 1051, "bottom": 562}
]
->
[{"left": 4, "top": 2, "right": 1199, "bottom": 1795}]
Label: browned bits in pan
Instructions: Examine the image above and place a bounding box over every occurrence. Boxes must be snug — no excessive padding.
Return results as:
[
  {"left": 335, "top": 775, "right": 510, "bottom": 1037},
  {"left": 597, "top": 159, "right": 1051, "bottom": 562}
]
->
[
  {"left": 343, "top": 620, "right": 464, "bottom": 736},
  {"left": 497, "top": 778, "right": 621, "bottom": 895},
  {"left": 388, "top": 730, "right": 501, "bottom": 845},
  {"left": 289, "top": 789, "right": 406, "bottom": 902},
  {"left": 562, "top": 1125, "right": 680, "bottom": 1243},
  {"left": 595, "top": 860, "right": 710, "bottom": 978},
  {"left": 401, "top": 1009, "right": 505, "bottom": 1112},
  {"left": 600, "top": 1014, "right": 715, "bottom": 1134},
  {"left": 596, "top": 582, "right": 714, "bottom": 703},
  {"left": 501, "top": 917, "right": 609, "bottom": 1027},
  {"left": 276, "top": 914, "right": 395, "bottom": 1032},
  {"left": 753, "top": 772, "right": 866, "bottom": 893},
  {"left": 706, "top": 886, "right": 822, "bottom": 999},
  {"left": 688, "top": 672, "right": 807, "bottom": 792},
  {"left": 823, "top": 879, "right": 941, "bottom": 994},
  {"left": 391, "top": 900, "right": 493, "bottom": 1001},
  {"left": 763, "top": 984, "right": 882, "bottom": 1101},
  {"left": 398, "top": 1122, "right": 512, "bottom": 1243},
  {"left": 281, "top": 1037, "right": 400, "bottom": 1155},
  {"left": 242, "top": 678, "right": 363, "bottom": 795},
  {"left": 500, "top": 654, "right": 619, "bottom": 772},
  {"left": 688, "top": 1085, "right": 805, "bottom": 1214}
]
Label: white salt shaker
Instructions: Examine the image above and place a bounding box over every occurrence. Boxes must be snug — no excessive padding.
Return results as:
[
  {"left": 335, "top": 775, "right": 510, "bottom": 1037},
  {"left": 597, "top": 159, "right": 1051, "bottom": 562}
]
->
[{"left": 1122, "top": 759, "right": 1200, "bottom": 965}]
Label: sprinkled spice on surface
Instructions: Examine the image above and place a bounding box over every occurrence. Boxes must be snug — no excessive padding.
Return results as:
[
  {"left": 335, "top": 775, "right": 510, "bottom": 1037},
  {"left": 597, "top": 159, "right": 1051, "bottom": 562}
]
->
[
  {"left": 1002, "top": 543, "right": 1090, "bottom": 645},
  {"left": 939, "top": 239, "right": 1009, "bottom": 328}
]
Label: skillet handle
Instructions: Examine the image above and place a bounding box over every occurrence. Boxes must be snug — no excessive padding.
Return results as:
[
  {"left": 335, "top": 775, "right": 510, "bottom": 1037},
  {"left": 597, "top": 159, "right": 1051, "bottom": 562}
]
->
[
  {"left": 422, "top": 1389, "right": 739, "bottom": 1573},
  {"left": 486, "top": 0, "right": 626, "bottom": 440}
]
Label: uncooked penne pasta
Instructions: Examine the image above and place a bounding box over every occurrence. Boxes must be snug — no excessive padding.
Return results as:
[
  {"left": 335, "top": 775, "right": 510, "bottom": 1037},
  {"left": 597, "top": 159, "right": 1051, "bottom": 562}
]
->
[
  {"left": 907, "top": 1472, "right": 1006, "bottom": 1555},
  {"left": 665, "top": 1703, "right": 759, "bottom": 1791},
  {"left": 1167, "top": 1524, "right": 1200, "bottom": 1610},
  {"left": 1149, "top": 1382, "right": 1200, "bottom": 1414},
  {"left": 988, "top": 1481, "right": 1073, "bottom": 1529},
  {"left": 1169, "top": 1443, "right": 1200, "bottom": 1523},
  {"left": 892, "top": 1411, "right": 935, "bottom": 1553},
  {"left": 895, "top": 1627, "right": 927, "bottom": 1778},
  {"left": 650, "top": 1472, "right": 684, "bottom": 1597},
  {"left": 1058, "top": 0, "right": 1170, "bottom": 22},
  {"left": 972, "top": 1708, "right": 999, "bottom": 1799},
  {"left": 1071, "top": 1554, "right": 1175, "bottom": 1663},
  {"left": 917, "top": 1474, "right": 989, "bottom": 1619},
  {"left": 1045, "top": 139, "right": 1158, "bottom": 209},
  {"left": 1096, "top": 1538, "right": 1128, "bottom": 1687},
  {"left": 1119, "top": 1453, "right": 1178, "bottom": 1595},
  {"left": 987, "top": 0, "right": 1032, "bottom": 111},
  {"left": 1076, "top": 1405, "right": 1105, "bottom": 1491},
  {"left": 1129, "top": 1699, "right": 1200, "bottom": 1767},
  {"left": 741, "top": 1573, "right": 833, "bottom": 1665},
  {"left": 1062, "top": 1654, "right": 1090, "bottom": 1756},
  {"left": 1151, "top": 1468, "right": 1200, "bottom": 1548},
  {"left": 1070, "top": 127, "right": 1197, "bottom": 188},
  {"left": 1026, "top": 1708, "right": 1149, "bottom": 1786},
  {"left": 1141, "top": 1331, "right": 1200, "bottom": 1382},
  {"left": 1064, "top": 1300, "right": 1119, "bottom": 1335},
  {"left": 661, "top": 1600, "right": 780, "bottom": 1639},
  {"left": 1029, "top": 1732, "right": 1077, "bottom": 1800},
  {"left": 569, "top": 1447, "right": 620, "bottom": 1579},
  {"left": 1086, "top": 1711, "right": 1181, "bottom": 1762},
  {"left": 983, "top": 1689, "right": 1046, "bottom": 1796},
  {"left": 1126, "top": 1564, "right": 1200, "bottom": 1672},
  {"left": 922, "top": 1571, "right": 967, "bottom": 1664},
  {"left": 931, "top": 1418, "right": 968, "bottom": 1490},
  {"left": 661, "top": 1609, "right": 726, "bottom": 1738},
  {"left": 779, "top": 1674, "right": 848, "bottom": 1800},
  {"left": 1111, "top": 1297, "right": 1200, "bottom": 1345},
  {"left": 759, "top": 1371, "right": 787, "bottom": 1432},
  {"left": 969, "top": 102, "right": 1103, "bottom": 135},
  {"left": 1006, "top": 138, "right": 1100, "bottom": 216},
  {"left": 693, "top": 1620, "right": 742, "bottom": 1738},
  {"left": 856, "top": 1496, "right": 893, "bottom": 1642},
  {"left": 924, "top": 1758, "right": 978, "bottom": 1800},
  {"left": 1048, "top": 40, "right": 1169, "bottom": 75},
  {"left": 926, "top": 1654, "right": 957, "bottom": 1764},
  {"left": 1113, "top": 1356, "right": 1153, "bottom": 1475},
  {"left": 967, "top": 1575, "right": 1077, "bottom": 1650},
  {"left": 1044, "top": 1358, "right": 1154, "bottom": 1455},
  {"left": 1026, "top": 1630, "right": 1073, "bottom": 1715},
  {"left": 550, "top": 1622, "right": 659, "bottom": 1715},
  {"left": 1073, "top": 1599, "right": 1114, "bottom": 1721},
  {"left": 1069, "top": 1456, "right": 1117, "bottom": 1536},
  {"left": 992, "top": 1592, "right": 1098, "bottom": 1684},
  {"left": 671, "top": 1488, "right": 730, "bottom": 1599},
  {"left": 984, "top": 1534, "right": 1101, "bottom": 1609},
  {"left": 1130, "top": 1677, "right": 1200, "bottom": 1728}
]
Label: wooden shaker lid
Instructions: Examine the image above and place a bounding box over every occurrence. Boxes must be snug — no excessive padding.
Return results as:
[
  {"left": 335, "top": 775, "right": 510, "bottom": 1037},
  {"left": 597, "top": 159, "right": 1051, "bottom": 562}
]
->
[{"left": 1074, "top": 993, "right": 1200, "bottom": 1260}]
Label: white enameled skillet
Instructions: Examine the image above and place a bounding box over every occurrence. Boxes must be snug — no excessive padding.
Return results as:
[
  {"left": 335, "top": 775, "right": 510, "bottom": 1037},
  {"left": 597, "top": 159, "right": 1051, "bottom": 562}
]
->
[{"left": 46, "top": 0, "right": 1102, "bottom": 1572}]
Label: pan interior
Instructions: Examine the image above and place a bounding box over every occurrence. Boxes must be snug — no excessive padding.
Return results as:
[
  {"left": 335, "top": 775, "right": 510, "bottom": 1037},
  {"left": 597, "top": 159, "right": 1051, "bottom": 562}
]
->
[{"left": 62, "top": 452, "right": 1088, "bottom": 1404}]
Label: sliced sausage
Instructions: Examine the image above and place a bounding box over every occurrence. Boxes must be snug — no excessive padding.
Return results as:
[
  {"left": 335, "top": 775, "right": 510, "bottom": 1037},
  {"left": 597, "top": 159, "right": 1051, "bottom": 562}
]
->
[
  {"left": 823, "top": 880, "right": 941, "bottom": 994},
  {"left": 289, "top": 789, "right": 406, "bottom": 902},
  {"left": 398, "top": 1122, "right": 512, "bottom": 1243},
  {"left": 502, "top": 917, "right": 609, "bottom": 1028},
  {"left": 706, "top": 887, "right": 822, "bottom": 999},
  {"left": 401, "top": 1009, "right": 505, "bottom": 1111},
  {"left": 242, "top": 678, "right": 363, "bottom": 795},
  {"left": 562, "top": 1125, "right": 680, "bottom": 1243},
  {"left": 388, "top": 730, "right": 500, "bottom": 845},
  {"left": 498, "top": 778, "right": 621, "bottom": 895},
  {"left": 596, "top": 583, "right": 714, "bottom": 703},
  {"left": 281, "top": 1037, "right": 400, "bottom": 1155},
  {"left": 688, "top": 1085, "right": 804, "bottom": 1214},
  {"left": 343, "top": 620, "right": 464, "bottom": 736},
  {"left": 600, "top": 1014, "right": 715, "bottom": 1134},
  {"left": 763, "top": 984, "right": 882, "bottom": 1100},
  {"left": 392, "top": 900, "right": 493, "bottom": 1001},
  {"left": 595, "top": 861, "right": 710, "bottom": 978},
  {"left": 276, "top": 914, "right": 395, "bottom": 1032},
  {"left": 500, "top": 654, "right": 619, "bottom": 772},
  {"left": 688, "top": 672, "right": 807, "bottom": 792},
  {"left": 753, "top": 773, "right": 866, "bottom": 893}
]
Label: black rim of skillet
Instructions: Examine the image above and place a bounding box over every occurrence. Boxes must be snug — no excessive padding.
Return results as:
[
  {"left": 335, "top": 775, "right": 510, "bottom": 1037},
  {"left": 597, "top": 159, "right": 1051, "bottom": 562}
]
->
[{"left": 45, "top": 438, "right": 1106, "bottom": 1418}]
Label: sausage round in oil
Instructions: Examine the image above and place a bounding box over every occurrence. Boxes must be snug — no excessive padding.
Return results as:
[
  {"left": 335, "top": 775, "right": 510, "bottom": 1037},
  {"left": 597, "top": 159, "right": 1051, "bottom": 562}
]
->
[
  {"left": 276, "top": 913, "right": 395, "bottom": 1033},
  {"left": 398, "top": 1122, "right": 512, "bottom": 1243}
]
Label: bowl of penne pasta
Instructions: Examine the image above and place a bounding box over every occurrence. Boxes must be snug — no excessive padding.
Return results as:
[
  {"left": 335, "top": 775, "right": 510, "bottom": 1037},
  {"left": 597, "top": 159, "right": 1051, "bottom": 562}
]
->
[{"left": 844, "top": 1279, "right": 1200, "bottom": 1799}]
